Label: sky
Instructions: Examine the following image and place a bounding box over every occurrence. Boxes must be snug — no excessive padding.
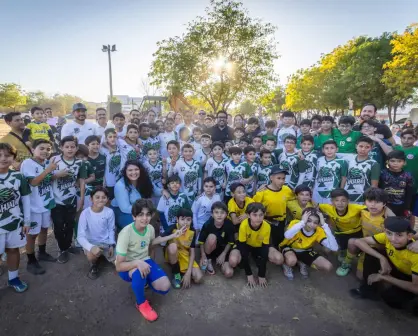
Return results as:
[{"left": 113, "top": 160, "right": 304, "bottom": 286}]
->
[{"left": 1, "top": 0, "right": 417, "bottom": 103}]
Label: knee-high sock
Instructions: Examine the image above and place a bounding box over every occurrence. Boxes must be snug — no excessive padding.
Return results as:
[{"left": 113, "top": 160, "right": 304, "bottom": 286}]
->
[{"left": 131, "top": 269, "right": 147, "bottom": 305}]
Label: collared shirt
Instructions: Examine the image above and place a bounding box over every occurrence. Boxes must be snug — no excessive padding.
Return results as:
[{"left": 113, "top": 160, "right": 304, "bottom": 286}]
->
[{"left": 209, "top": 125, "right": 234, "bottom": 143}]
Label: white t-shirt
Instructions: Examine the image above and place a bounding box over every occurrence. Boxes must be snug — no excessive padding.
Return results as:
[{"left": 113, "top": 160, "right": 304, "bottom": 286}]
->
[
  {"left": 61, "top": 121, "right": 97, "bottom": 145},
  {"left": 175, "top": 123, "right": 196, "bottom": 136},
  {"left": 276, "top": 126, "right": 300, "bottom": 149},
  {"left": 77, "top": 206, "right": 116, "bottom": 251},
  {"left": 94, "top": 121, "right": 113, "bottom": 139},
  {"left": 158, "top": 131, "right": 177, "bottom": 158},
  {"left": 191, "top": 193, "right": 221, "bottom": 230}
]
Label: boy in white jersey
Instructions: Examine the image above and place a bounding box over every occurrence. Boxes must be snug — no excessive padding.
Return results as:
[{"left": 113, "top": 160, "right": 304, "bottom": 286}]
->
[
  {"left": 159, "top": 118, "right": 177, "bottom": 159},
  {"left": 0, "top": 143, "right": 31, "bottom": 293},
  {"left": 191, "top": 177, "right": 221, "bottom": 239},
  {"left": 143, "top": 148, "right": 165, "bottom": 205},
  {"left": 21, "top": 140, "right": 57, "bottom": 275},
  {"left": 77, "top": 186, "right": 116, "bottom": 280},
  {"left": 164, "top": 140, "right": 181, "bottom": 181},
  {"left": 204, "top": 141, "right": 227, "bottom": 197},
  {"left": 100, "top": 129, "right": 122, "bottom": 200},
  {"left": 51, "top": 136, "right": 87, "bottom": 264},
  {"left": 241, "top": 146, "right": 258, "bottom": 196},
  {"left": 169, "top": 143, "right": 202, "bottom": 202},
  {"left": 276, "top": 111, "right": 300, "bottom": 149},
  {"left": 118, "top": 124, "right": 140, "bottom": 169},
  {"left": 298, "top": 135, "right": 319, "bottom": 189},
  {"left": 313, "top": 140, "right": 348, "bottom": 204},
  {"left": 194, "top": 133, "right": 212, "bottom": 167},
  {"left": 190, "top": 127, "right": 203, "bottom": 153},
  {"left": 344, "top": 136, "right": 380, "bottom": 204},
  {"left": 148, "top": 123, "right": 161, "bottom": 155},
  {"left": 138, "top": 123, "right": 154, "bottom": 156},
  {"left": 256, "top": 149, "right": 273, "bottom": 190}
]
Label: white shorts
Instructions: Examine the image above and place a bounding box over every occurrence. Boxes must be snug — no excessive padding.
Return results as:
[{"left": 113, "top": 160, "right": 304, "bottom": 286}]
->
[
  {"left": 83, "top": 244, "right": 116, "bottom": 262},
  {"left": 29, "top": 211, "right": 51, "bottom": 235},
  {"left": 0, "top": 228, "right": 27, "bottom": 255}
]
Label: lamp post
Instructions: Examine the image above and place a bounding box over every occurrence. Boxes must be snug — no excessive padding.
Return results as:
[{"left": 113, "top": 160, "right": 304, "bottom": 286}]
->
[{"left": 102, "top": 44, "right": 116, "bottom": 102}]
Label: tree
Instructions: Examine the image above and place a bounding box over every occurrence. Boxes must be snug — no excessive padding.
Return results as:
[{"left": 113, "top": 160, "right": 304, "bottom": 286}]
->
[
  {"left": 150, "top": 0, "right": 279, "bottom": 112},
  {"left": 237, "top": 99, "right": 257, "bottom": 116},
  {"left": 26, "top": 90, "right": 48, "bottom": 107},
  {"left": 0, "top": 83, "right": 27, "bottom": 111},
  {"left": 109, "top": 96, "right": 122, "bottom": 104},
  {"left": 258, "top": 85, "right": 285, "bottom": 115}
]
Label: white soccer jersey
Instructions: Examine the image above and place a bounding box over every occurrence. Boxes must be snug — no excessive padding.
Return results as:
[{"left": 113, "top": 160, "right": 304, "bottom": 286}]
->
[
  {"left": 159, "top": 131, "right": 177, "bottom": 159},
  {"left": 191, "top": 193, "right": 221, "bottom": 230},
  {"left": 224, "top": 160, "right": 253, "bottom": 197},
  {"left": 21, "top": 158, "right": 55, "bottom": 213},
  {"left": 205, "top": 157, "right": 228, "bottom": 194},
  {"left": 300, "top": 150, "right": 319, "bottom": 189},
  {"left": 172, "top": 158, "right": 202, "bottom": 202},
  {"left": 313, "top": 157, "right": 348, "bottom": 201},
  {"left": 157, "top": 193, "right": 190, "bottom": 229},
  {"left": 276, "top": 126, "right": 299, "bottom": 149},
  {"left": 256, "top": 163, "right": 273, "bottom": 190},
  {"left": 118, "top": 139, "right": 140, "bottom": 169},
  {"left": 143, "top": 159, "right": 164, "bottom": 197},
  {"left": 100, "top": 146, "right": 122, "bottom": 187},
  {"left": 193, "top": 148, "right": 211, "bottom": 166}
]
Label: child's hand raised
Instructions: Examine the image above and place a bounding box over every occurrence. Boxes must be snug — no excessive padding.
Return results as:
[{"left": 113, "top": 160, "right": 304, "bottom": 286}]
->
[
  {"left": 301, "top": 211, "right": 311, "bottom": 224},
  {"left": 174, "top": 226, "right": 187, "bottom": 238}
]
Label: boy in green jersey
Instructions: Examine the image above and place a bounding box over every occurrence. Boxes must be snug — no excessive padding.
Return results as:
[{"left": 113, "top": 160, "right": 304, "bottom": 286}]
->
[
  {"left": 296, "top": 119, "right": 312, "bottom": 149},
  {"left": 314, "top": 116, "right": 334, "bottom": 150},
  {"left": 333, "top": 116, "right": 362, "bottom": 161}
]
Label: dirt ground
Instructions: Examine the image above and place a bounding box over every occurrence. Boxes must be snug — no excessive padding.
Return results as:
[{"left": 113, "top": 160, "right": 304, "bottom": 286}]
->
[{"left": 1, "top": 233, "right": 417, "bottom": 336}]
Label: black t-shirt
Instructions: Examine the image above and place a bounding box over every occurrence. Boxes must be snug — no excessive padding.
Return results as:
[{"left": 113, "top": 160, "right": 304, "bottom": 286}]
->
[
  {"left": 209, "top": 125, "right": 234, "bottom": 143},
  {"left": 88, "top": 153, "right": 106, "bottom": 187},
  {"left": 198, "top": 218, "right": 235, "bottom": 247},
  {"left": 353, "top": 119, "right": 392, "bottom": 139}
]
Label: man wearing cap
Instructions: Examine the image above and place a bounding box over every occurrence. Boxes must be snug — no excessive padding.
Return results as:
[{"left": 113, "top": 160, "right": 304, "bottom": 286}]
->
[
  {"left": 351, "top": 217, "right": 418, "bottom": 312},
  {"left": 61, "top": 103, "right": 97, "bottom": 145}
]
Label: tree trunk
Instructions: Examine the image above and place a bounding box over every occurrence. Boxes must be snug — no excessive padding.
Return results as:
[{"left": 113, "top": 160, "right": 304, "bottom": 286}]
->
[
  {"left": 393, "top": 104, "right": 398, "bottom": 124},
  {"left": 387, "top": 105, "right": 393, "bottom": 125}
]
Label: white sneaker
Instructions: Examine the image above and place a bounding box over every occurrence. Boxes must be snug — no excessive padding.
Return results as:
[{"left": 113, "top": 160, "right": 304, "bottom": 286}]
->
[
  {"left": 298, "top": 262, "right": 309, "bottom": 279},
  {"left": 282, "top": 264, "right": 294, "bottom": 280}
]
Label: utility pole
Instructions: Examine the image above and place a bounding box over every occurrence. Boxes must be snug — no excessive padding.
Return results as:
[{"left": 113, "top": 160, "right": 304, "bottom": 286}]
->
[{"left": 102, "top": 44, "right": 116, "bottom": 102}]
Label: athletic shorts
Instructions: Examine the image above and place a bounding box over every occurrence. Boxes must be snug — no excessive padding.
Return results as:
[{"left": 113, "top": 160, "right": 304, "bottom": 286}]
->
[
  {"left": 118, "top": 258, "right": 166, "bottom": 284},
  {"left": 84, "top": 244, "right": 116, "bottom": 262},
  {"left": 164, "top": 247, "right": 199, "bottom": 273},
  {"left": 335, "top": 230, "right": 363, "bottom": 250},
  {"left": 0, "top": 228, "right": 27, "bottom": 255},
  {"left": 282, "top": 247, "right": 320, "bottom": 266},
  {"left": 210, "top": 244, "right": 233, "bottom": 262},
  {"left": 29, "top": 211, "right": 51, "bottom": 235},
  {"left": 266, "top": 219, "right": 285, "bottom": 248}
]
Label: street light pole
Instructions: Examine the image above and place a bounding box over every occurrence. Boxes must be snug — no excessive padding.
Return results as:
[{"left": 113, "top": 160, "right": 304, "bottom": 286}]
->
[{"left": 102, "top": 44, "right": 117, "bottom": 102}]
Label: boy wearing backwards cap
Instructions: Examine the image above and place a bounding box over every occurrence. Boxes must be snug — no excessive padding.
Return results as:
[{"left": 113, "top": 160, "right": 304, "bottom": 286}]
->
[{"left": 350, "top": 217, "right": 418, "bottom": 313}]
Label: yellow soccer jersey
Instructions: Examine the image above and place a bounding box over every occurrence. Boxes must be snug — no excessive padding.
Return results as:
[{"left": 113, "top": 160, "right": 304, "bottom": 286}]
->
[
  {"left": 361, "top": 209, "right": 387, "bottom": 237},
  {"left": 228, "top": 196, "right": 254, "bottom": 219},
  {"left": 253, "top": 186, "right": 294, "bottom": 222},
  {"left": 319, "top": 203, "right": 365, "bottom": 235},
  {"left": 26, "top": 122, "right": 52, "bottom": 141},
  {"left": 280, "top": 219, "right": 327, "bottom": 250},
  {"left": 239, "top": 219, "right": 271, "bottom": 248},
  {"left": 373, "top": 233, "right": 418, "bottom": 276},
  {"left": 287, "top": 199, "right": 316, "bottom": 221}
]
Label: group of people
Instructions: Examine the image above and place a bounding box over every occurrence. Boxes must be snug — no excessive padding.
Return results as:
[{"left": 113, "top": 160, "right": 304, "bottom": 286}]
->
[{"left": 0, "top": 102, "right": 418, "bottom": 322}]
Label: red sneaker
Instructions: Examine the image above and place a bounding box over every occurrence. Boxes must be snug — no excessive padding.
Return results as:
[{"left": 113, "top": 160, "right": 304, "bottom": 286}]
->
[{"left": 136, "top": 300, "right": 158, "bottom": 321}]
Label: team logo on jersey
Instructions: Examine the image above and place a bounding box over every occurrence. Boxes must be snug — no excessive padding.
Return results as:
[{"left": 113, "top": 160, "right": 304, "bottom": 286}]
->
[
  {"left": 168, "top": 205, "right": 182, "bottom": 224},
  {"left": 140, "top": 241, "right": 146, "bottom": 248},
  {"left": 346, "top": 137, "right": 352, "bottom": 142},
  {"left": 228, "top": 171, "right": 240, "bottom": 182},
  {"left": 127, "top": 150, "right": 137, "bottom": 160},
  {"left": 0, "top": 188, "right": 19, "bottom": 212},
  {"left": 109, "top": 154, "right": 121, "bottom": 174},
  {"left": 212, "top": 168, "right": 224, "bottom": 181},
  {"left": 407, "top": 154, "right": 414, "bottom": 160},
  {"left": 317, "top": 167, "right": 334, "bottom": 183},
  {"left": 347, "top": 168, "right": 364, "bottom": 184},
  {"left": 74, "top": 128, "right": 80, "bottom": 134},
  {"left": 184, "top": 171, "right": 198, "bottom": 189},
  {"left": 400, "top": 181, "right": 406, "bottom": 187}
]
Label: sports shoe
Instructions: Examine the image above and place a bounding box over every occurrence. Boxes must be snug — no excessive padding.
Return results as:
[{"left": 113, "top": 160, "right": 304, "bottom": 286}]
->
[
  {"left": 349, "top": 286, "right": 380, "bottom": 301},
  {"left": 206, "top": 259, "right": 215, "bottom": 275},
  {"left": 8, "top": 277, "right": 28, "bottom": 293},
  {"left": 336, "top": 262, "right": 351, "bottom": 277},
  {"left": 136, "top": 300, "right": 158, "bottom": 322},
  {"left": 57, "top": 251, "right": 70, "bottom": 264},
  {"left": 282, "top": 264, "right": 294, "bottom": 280},
  {"left": 67, "top": 246, "right": 81, "bottom": 255},
  {"left": 298, "top": 262, "right": 309, "bottom": 279},
  {"left": 38, "top": 252, "right": 57, "bottom": 262},
  {"left": 87, "top": 264, "right": 99, "bottom": 280},
  {"left": 172, "top": 273, "right": 182, "bottom": 289},
  {"left": 200, "top": 258, "right": 208, "bottom": 272},
  {"left": 27, "top": 261, "right": 46, "bottom": 275},
  {"left": 337, "top": 251, "right": 345, "bottom": 263}
]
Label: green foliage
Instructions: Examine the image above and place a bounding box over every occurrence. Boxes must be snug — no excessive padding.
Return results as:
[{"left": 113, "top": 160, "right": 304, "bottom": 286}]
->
[
  {"left": 0, "top": 83, "right": 26, "bottom": 110},
  {"left": 150, "top": 0, "right": 279, "bottom": 112},
  {"left": 237, "top": 99, "right": 257, "bottom": 115},
  {"left": 257, "top": 85, "right": 285, "bottom": 114}
]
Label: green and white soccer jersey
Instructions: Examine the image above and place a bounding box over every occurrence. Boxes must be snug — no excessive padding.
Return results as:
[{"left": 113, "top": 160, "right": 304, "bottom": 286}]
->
[
  {"left": 300, "top": 150, "right": 319, "bottom": 189},
  {"left": 313, "top": 157, "right": 348, "bottom": 202},
  {"left": 88, "top": 154, "right": 106, "bottom": 187},
  {"left": 194, "top": 148, "right": 211, "bottom": 166},
  {"left": 0, "top": 170, "right": 31, "bottom": 233},
  {"left": 118, "top": 139, "right": 139, "bottom": 169},
  {"left": 52, "top": 156, "right": 87, "bottom": 206},
  {"left": 333, "top": 129, "right": 362, "bottom": 154},
  {"left": 241, "top": 161, "right": 258, "bottom": 195},
  {"left": 143, "top": 160, "right": 164, "bottom": 197},
  {"left": 205, "top": 157, "right": 227, "bottom": 194},
  {"left": 172, "top": 159, "right": 202, "bottom": 201},
  {"left": 256, "top": 163, "right": 273, "bottom": 190},
  {"left": 157, "top": 192, "right": 191, "bottom": 228},
  {"left": 81, "top": 160, "right": 95, "bottom": 198},
  {"left": 21, "top": 158, "right": 55, "bottom": 213},
  {"left": 225, "top": 160, "right": 253, "bottom": 196},
  {"left": 345, "top": 157, "right": 380, "bottom": 203},
  {"left": 100, "top": 146, "right": 122, "bottom": 187},
  {"left": 148, "top": 136, "right": 161, "bottom": 155},
  {"left": 274, "top": 149, "right": 307, "bottom": 189},
  {"left": 139, "top": 137, "right": 154, "bottom": 158}
]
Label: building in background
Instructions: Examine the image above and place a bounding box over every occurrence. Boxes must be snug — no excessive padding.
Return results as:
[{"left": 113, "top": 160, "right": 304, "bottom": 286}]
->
[{"left": 109, "top": 95, "right": 142, "bottom": 114}]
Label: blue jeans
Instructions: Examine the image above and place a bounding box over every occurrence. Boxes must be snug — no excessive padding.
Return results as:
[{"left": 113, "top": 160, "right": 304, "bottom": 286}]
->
[{"left": 112, "top": 206, "right": 133, "bottom": 229}]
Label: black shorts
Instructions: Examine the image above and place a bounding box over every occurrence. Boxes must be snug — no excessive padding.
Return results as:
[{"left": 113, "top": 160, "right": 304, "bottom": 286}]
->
[
  {"left": 282, "top": 248, "right": 320, "bottom": 266},
  {"left": 106, "top": 186, "right": 115, "bottom": 200},
  {"left": 335, "top": 230, "right": 363, "bottom": 250},
  {"left": 266, "top": 220, "right": 285, "bottom": 248},
  {"left": 210, "top": 244, "right": 232, "bottom": 262}
]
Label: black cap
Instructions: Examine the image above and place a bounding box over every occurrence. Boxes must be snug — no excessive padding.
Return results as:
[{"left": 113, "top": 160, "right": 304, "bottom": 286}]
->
[
  {"left": 269, "top": 164, "right": 288, "bottom": 176},
  {"left": 384, "top": 217, "right": 416, "bottom": 234}
]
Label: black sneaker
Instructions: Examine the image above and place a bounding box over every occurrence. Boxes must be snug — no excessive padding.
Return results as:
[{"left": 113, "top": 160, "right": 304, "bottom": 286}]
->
[
  {"left": 27, "top": 261, "right": 46, "bottom": 275},
  {"left": 38, "top": 252, "right": 57, "bottom": 262},
  {"left": 87, "top": 265, "right": 99, "bottom": 280},
  {"left": 57, "top": 251, "right": 70, "bottom": 264},
  {"left": 67, "top": 246, "right": 81, "bottom": 255},
  {"left": 349, "top": 286, "right": 380, "bottom": 301}
]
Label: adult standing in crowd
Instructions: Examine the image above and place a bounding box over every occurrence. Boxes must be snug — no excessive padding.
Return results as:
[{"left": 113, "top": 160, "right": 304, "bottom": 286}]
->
[
  {"left": 209, "top": 110, "right": 234, "bottom": 142},
  {"left": 352, "top": 103, "right": 396, "bottom": 145},
  {"left": 61, "top": 103, "right": 97, "bottom": 145},
  {"left": 45, "top": 108, "right": 58, "bottom": 127},
  {"left": 402, "top": 119, "right": 414, "bottom": 130},
  {"left": 174, "top": 112, "right": 183, "bottom": 126},
  {"left": 233, "top": 114, "right": 245, "bottom": 129},
  {"left": 195, "top": 110, "right": 207, "bottom": 130},
  {"left": 130, "top": 109, "right": 142, "bottom": 125},
  {"left": 175, "top": 110, "right": 196, "bottom": 135},
  {"left": 147, "top": 110, "right": 157, "bottom": 124},
  {"left": 0, "top": 112, "right": 32, "bottom": 169},
  {"left": 94, "top": 108, "right": 110, "bottom": 138},
  {"left": 111, "top": 161, "right": 154, "bottom": 229},
  {"left": 390, "top": 124, "right": 402, "bottom": 144}
]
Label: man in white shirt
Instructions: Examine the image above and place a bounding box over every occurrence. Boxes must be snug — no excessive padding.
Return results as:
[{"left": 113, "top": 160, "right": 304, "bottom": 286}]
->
[
  {"left": 94, "top": 107, "right": 112, "bottom": 139},
  {"left": 61, "top": 103, "right": 97, "bottom": 145}
]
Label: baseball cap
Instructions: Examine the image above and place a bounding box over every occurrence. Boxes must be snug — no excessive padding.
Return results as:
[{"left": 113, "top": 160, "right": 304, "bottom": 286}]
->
[
  {"left": 269, "top": 164, "right": 288, "bottom": 176},
  {"left": 384, "top": 217, "right": 416, "bottom": 234},
  {"left": 72, "top": 103, "right": 87, "bottom": 112}
]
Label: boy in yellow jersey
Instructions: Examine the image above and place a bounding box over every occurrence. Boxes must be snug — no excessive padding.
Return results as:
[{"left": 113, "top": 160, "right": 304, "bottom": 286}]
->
[
  {"left": 280, "top": 208, "right": 338, "bottom": 280},
  {"left": 228, "top": 182, "right": 254, "bottom": 234},
  {"left": 236, "top": 203, "right": 271, "bottom": 288},
  {"left": 338, "top": 188, "right": 394, "bottom": 277},
  {"left": 319, "top": 188, "right": 365, "bottom": 275},
  {"left": 22, "top": 107, "right": 54, "bottom": 147},
  {"left": 350, "top": 217, "right": 418, "bottom": 313},
  {"left": 287, "top": 185, "right": 316, "bottom": 221},
  {"left": 163, "top": 208, "right": 203, "bottom": 289}
]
